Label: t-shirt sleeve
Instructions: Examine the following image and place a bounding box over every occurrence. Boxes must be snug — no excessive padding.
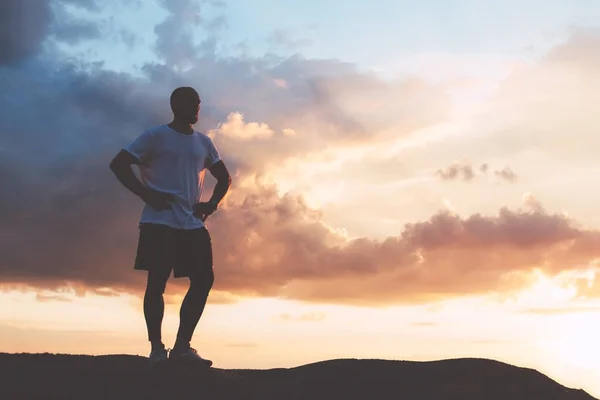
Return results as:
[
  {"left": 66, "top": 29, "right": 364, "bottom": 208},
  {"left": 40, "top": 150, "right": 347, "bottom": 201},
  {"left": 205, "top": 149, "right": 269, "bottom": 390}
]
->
[
  {"left": 205, "top": 137, "right": 221, "bottom": 168},
  {"left": 123, "top": 129, "right": 154, "bottom": 164}
]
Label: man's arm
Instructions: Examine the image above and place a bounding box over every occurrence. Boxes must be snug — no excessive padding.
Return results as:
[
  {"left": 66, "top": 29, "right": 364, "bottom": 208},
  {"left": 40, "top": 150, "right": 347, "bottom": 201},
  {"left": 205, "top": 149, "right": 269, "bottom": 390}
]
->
[
  {"left": 207, "top": 160, "right": 232, "bottom": 206},
  {"left": 109, "top": 149, "right": 172, "bottom": 210},
  {"left": 109, "top": 150, "right": 148, "bottom": 198}
]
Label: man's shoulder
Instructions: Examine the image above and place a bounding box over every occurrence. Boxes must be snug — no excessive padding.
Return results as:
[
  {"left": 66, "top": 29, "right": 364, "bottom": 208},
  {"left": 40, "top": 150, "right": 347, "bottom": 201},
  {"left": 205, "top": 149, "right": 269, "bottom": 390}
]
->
[
  {"left": 136, "top": 124, "right": 167, "bottom": 138},
  {"left": 194, "top": 130, "right": 215, "bottom": 144},
  {"left": 193, "top": 129, "right": 208, "bottom": 137},
  {"left": 146, "top": 124, "right": 169, "bottom": 134}
]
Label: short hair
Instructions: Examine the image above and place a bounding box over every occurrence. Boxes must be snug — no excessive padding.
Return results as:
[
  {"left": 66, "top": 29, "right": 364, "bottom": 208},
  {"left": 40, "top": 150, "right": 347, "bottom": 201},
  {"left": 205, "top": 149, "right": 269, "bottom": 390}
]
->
[{"left": 170, "top": 86, "right": 199, "bottom": 108}]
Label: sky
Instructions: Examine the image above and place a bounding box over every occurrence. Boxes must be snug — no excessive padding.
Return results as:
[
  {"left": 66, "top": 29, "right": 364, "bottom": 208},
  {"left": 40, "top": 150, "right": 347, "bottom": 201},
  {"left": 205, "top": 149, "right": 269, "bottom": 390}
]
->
[{"left": 1, "top": 0, "right": 600, "bottom": 396}]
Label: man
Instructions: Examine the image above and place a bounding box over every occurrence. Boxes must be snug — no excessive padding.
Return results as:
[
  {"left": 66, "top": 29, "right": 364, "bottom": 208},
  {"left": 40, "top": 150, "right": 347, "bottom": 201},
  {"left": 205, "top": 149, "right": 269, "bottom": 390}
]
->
[{"left": 109, "top": 86, "right": 231, "bottom": 368}]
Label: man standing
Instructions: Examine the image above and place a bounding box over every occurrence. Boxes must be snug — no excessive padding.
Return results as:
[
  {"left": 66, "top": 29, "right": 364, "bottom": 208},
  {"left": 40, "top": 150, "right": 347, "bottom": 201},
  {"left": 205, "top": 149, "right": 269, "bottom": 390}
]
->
[{"left": 109, "top": 87, "right": 231, "bottom": 367}]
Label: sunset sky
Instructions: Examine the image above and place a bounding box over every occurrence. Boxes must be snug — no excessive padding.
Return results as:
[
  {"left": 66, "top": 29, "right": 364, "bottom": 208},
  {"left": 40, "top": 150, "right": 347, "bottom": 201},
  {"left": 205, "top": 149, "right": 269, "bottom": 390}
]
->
[{"left": 2, "top": 0, "right": 600, "bottom": 396}]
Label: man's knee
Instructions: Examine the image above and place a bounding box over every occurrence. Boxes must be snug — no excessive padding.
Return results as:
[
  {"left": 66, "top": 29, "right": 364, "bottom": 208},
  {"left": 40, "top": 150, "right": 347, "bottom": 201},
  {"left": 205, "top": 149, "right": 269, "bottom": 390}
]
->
[
  {"left": 145, "top": 273, "right": 169, "bottom": 297},
  {"left": 190, "top": 270, "right": 214, "bottom": 294}
]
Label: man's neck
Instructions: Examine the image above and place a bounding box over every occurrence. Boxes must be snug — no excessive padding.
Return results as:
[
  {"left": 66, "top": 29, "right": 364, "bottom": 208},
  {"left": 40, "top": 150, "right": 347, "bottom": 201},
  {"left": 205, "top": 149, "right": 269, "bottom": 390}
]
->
[{"left": 168, "top": 120, "right": 194, "bottom": 135}]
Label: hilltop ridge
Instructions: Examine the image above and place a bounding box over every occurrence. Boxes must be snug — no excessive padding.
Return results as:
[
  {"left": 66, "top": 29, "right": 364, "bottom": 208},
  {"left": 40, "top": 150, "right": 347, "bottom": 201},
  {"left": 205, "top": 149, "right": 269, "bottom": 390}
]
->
[{"left": 0, "top": 353, "right": 595, "bottom": 400}]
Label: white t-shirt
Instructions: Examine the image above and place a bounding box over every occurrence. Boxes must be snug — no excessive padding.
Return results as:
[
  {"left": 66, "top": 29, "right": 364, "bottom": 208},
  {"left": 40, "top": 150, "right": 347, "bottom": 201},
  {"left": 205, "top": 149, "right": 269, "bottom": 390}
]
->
[{"left": 123, "top": 124, "right": 221, "bottom": 230}]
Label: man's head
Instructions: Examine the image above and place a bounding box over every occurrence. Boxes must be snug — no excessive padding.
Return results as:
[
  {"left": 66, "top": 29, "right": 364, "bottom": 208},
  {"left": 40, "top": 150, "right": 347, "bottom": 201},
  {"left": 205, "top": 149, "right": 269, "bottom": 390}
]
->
[{"left": 170, "top": 86, "right": 201, "bottom": 124}]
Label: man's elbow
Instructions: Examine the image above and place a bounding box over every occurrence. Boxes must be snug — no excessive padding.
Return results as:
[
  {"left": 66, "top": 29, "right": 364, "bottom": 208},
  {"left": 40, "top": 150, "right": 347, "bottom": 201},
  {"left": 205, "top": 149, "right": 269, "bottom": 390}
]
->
[
  {"left": 220, "top": 173, "right": 232, "bottom": 187},
  {"left": 109, "top": 157, "right": 124, "bottom": 175},
  {"left": 216, "top": 169, "right": 232, "bottom": 187},
  {"left": 109, "top": 158, "right": 118, "bottom": 172},
  {"left": 109, "top": 150, "right": 137, "bottom": 174},
  {"left": 109, "top": 158, "right": 118, "bottom": 173}
]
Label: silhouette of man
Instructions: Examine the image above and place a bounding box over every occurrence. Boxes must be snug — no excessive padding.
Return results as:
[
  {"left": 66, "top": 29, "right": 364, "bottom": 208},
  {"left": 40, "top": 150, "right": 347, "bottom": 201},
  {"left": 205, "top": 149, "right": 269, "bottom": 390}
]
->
[{"left": 109, "top": 87, "right": 231, "bottom": 367}]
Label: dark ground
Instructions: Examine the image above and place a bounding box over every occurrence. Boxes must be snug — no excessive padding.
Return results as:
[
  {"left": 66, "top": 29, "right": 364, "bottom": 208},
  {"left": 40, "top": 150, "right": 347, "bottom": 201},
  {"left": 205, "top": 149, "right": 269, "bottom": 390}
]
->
[{"left": 0, "top": 353, "right": 595, "bottom": 400}]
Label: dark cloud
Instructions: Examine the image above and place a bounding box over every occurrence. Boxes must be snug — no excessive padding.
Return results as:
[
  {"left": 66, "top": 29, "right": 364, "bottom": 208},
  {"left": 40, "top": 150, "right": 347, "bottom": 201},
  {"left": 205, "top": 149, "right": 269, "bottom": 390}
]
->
[
  {"left": 0, "top": 0, "right": 53, "bottom": 65},
  {"left": 0, "top": 0, "right": 121, "bottom": 66}
]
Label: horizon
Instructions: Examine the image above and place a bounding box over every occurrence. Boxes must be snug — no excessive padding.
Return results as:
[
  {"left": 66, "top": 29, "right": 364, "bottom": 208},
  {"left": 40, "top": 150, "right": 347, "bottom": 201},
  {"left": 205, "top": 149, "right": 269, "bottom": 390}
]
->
[{"left": 1, "top": 0, "right": 600, "bottom": 397}]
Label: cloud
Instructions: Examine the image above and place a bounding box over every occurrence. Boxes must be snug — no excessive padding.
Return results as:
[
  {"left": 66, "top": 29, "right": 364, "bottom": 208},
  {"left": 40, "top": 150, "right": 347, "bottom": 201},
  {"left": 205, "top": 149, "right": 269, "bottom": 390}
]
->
[
  {"left": 0, "top": 0, "right": 116, "bottom": 66},
  {"left": 8, "top": 1, "right": 166, "bottom": 72},
  {"left": 21, "top": 151, "right": 600, "bottom": 307},
  {"left": 0, "top": 0, "right": 53, "bottom": 65},
  {"left": 2, "top": 2, "right": 600, "bottom": 308},
  {"left": 437, "top": 161, "right": 475, "bottom": 181},
  {"left": 50, "top": 1, "right": 103, "bottom": 45},
  {"left": 223, "top": 342, "right": 260, "bottom": 348},
  {"left": 268, "top": 29, "right": 313, "bottom": 50},
  {"left": 153, "top": 0, "right": 227, "bottom": 69},
  {"left": 458, "top": 27, "right": 600, "bottom": 164},
  {"left": 276, "top": 312, "right": 326, "bottom": 322},
  {"left": 212, "top": 112, "right": 278, "bottom": 141},
  {"left": 519, "top": 306, "right": 600, "bottom": 315},
  {"left": 162, "top": 290, "right": 242, "bottom": 305},
  {"left": 187, "top": 181, "right": 600, "bottom": 305},
  {"left": 35, "top": 293, "right": 72, "bottom": 303},
  {"left": 493, "top": 167, "right": 517, "bottom": 183},
  {"left": 468, "top": 339, "right": 523, "bottom": 345},
  {"left": 0, "top": 0, "right": 449, "bottom": 300},
  {"left": 437, "top": 161, "right": 517, "bottom": 183},
  {"left": 411, "top": 322, "right": 438, "bottom": 327}
]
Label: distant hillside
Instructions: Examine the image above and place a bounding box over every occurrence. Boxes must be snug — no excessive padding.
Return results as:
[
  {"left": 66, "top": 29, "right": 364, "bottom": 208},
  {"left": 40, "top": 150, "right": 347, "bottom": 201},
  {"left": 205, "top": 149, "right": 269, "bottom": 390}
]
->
[{"left": 0, "top": 353, "right": 595, "bottom": 400}]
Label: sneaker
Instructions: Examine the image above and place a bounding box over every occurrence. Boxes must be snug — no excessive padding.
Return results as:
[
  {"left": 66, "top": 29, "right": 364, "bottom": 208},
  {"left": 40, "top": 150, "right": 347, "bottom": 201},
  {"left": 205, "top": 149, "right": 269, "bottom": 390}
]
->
[
  {"left": 148, "top": 347, "right": 169, "bottom": 368},
  {"left": 169, "top": 346, "right": 213, "bottom": 367}
]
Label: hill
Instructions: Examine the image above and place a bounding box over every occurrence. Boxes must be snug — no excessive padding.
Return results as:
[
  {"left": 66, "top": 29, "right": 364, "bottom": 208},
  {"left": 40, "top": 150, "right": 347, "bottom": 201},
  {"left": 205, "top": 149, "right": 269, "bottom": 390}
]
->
[{"left": 0, "top": 353, "right": 595, "bottom": 400}]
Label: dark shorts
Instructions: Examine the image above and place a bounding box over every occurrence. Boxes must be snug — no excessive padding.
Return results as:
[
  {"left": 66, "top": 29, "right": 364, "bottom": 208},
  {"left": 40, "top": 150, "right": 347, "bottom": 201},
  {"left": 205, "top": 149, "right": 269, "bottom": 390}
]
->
[{"left": 134, "top": 223, "right": 213, "bottom": 278}]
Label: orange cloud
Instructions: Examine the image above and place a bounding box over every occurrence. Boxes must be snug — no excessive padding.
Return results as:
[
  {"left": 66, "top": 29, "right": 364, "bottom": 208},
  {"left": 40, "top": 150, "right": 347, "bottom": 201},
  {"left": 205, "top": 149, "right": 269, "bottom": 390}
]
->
[
  {"left": 213, "top": 112, "right": 279, "bottom": 140},
  {"left": 411, "top": 322, "right": 438, "bottom": 327},
  {"left": 3, "top": 172, "right": 600, "bottom": 307},
  {"left": 275, "top": 312, "right": 326, "bottom": 322},
  {"left": 192, "top": 180, "right": 600, "bottom": 306},
  {"left": 520, "top": 307, "right": 600, "bottom": 315}
]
